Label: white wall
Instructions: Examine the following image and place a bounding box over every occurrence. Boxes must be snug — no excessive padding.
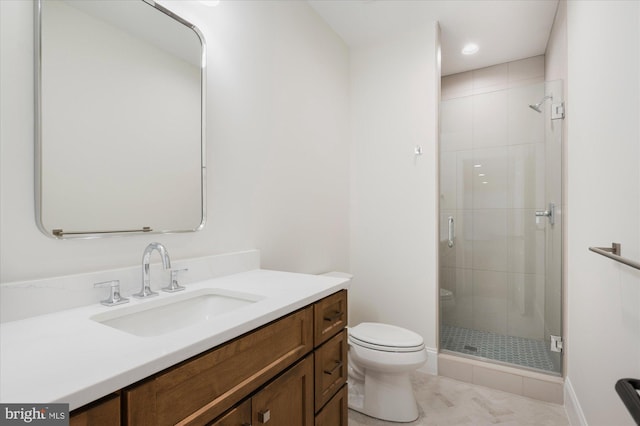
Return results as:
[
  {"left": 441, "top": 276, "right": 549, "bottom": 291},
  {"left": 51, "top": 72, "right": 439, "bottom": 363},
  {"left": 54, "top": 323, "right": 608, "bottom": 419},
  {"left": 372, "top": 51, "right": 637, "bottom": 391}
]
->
[
  {"left": 545, "top": 1, "right": 567, "bottom": 84},
  {"left": 566, "top": 1, "right": 640, "bottom": 425},
  {"left": 0, "top": 0, "right": 350, "bottom": 283},
  {"left": 349, "top": 26, "right": 439, "bottom": 352}
]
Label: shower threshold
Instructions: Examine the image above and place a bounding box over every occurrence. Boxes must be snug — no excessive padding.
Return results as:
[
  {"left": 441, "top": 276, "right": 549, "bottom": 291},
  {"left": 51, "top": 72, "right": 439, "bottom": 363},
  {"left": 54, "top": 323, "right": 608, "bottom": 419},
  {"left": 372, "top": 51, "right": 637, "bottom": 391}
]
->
[{"left": 440, "top": 324, "right": 561, "bottom": 375}]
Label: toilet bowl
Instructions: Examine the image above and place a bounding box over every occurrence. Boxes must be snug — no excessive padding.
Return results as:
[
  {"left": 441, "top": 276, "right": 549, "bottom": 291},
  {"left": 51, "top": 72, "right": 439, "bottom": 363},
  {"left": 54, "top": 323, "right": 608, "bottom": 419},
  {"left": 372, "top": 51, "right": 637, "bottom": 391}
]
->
[
  {"left": 347, "top": 322, "right": 427, "bottom": 422},
  {"left": 440, "top": 288, "right": 455, "bottom": 317}
]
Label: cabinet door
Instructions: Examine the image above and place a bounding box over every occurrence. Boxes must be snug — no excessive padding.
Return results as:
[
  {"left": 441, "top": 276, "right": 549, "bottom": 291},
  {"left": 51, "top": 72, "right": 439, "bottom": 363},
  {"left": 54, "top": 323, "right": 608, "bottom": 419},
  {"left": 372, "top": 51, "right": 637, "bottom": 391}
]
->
[
  {"left": 208, "top": 400, "right": 251, "bottom": 426},
  {"left": 70, "top": 394, "right": 120, "bottom": 426},
  {"left": 314, "top": 329, "right": 347, "bottom": 412},
  {"left": 315, "top": 384, "right": 347, "bottom": 426},
  {"left": 252, "top": 355, "right": 314, "bottom": 426},
  {"left": 314, "top": 290, "right": 347, "bottom": 347}
]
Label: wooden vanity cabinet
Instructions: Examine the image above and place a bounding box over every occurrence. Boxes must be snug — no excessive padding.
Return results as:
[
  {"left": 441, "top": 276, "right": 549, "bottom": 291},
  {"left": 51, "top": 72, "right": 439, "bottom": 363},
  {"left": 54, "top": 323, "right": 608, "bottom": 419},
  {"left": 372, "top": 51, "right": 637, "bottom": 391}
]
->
[
  {"left": 314, "top": 290, "right": 347, "bottom": 347},
  {"left": 314, "top": 329, "right": 347, "bottom": 411},
  {"left": 119, "top": 290, "right": 348, "bottom": 426},
  {"left": 207, "top": 399, "right": 250, "bottom": 426},
  {"left": 208, "top": 355, "right": 314, "bottom": 426},
  {"left": 312, "top": 290, "right": 348, "bottom": 423},
  {"left": 69, "top": 393, "right": 120, "bottom": 426},
  {"left": 124, "top": 307, "right": 313, "bottom": 425},
  {"left": 250, "top": 355, "right": 314, "bottom": 426},
  {"left": 315, "top": 384, "right": 348, "bottom": 426}
]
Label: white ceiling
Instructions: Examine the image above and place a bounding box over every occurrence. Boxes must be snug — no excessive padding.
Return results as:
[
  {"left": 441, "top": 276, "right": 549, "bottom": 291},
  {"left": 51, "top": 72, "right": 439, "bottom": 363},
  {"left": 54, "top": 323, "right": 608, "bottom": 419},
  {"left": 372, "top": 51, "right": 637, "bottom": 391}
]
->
[{"left": 307, "top": 0, "right": 559, "bottom": 76}]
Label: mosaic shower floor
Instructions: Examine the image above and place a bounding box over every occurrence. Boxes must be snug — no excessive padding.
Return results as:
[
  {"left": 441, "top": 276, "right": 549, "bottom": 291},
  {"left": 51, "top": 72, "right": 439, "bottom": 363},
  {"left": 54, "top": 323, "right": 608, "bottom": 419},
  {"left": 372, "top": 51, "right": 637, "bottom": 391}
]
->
[{"left": 440, "top": 324, "right": 557, "bottom": 373}]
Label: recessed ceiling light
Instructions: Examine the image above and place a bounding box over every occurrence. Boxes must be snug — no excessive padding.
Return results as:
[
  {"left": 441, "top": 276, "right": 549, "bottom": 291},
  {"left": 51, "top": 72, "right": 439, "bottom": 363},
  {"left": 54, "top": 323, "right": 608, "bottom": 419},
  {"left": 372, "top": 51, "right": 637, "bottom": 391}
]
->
[
  {"left": 462, "top": 43, "right": 479, "bottom": 55},
  {"left": 200, "top": 0, "right": 220, "bottom": 6}
]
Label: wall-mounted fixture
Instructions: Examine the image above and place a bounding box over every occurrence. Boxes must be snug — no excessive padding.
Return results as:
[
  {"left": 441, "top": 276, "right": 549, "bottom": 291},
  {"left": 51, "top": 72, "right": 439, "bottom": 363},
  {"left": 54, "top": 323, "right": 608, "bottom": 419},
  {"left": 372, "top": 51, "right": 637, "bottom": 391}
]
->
[
  {"left": 528, "top": 95, "right": 552, "bottom": 113},
  {"left": 535, "top": 202, "right": 556, "bottom": 226},
  {"left": 35, "top": 0, "right": 207, "bottom": 238},
  {"left": 551, "top": 103, "right": 565, "bottom": 120},
  {"left": 529, "top": 94, "right": 565, "bottom": 120},
  {"left": 589, "top": 243, "right": 640, "bottom": 270}
]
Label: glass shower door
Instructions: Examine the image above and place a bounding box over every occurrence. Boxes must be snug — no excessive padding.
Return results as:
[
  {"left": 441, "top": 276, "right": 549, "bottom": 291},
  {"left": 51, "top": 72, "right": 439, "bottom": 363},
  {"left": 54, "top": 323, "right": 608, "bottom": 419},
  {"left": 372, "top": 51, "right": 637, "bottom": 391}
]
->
[{"left": 439, "top": 79, "right": 563, "bottom": 375}]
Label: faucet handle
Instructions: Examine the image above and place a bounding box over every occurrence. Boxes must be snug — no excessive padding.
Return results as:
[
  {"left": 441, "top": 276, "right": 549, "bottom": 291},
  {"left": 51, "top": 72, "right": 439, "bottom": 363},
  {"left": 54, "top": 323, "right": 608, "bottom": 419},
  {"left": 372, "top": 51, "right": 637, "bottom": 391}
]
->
[
  {"left": 163, "top": 268, "right": 188, "bottom": 293},
  {"left": 94, "top": 280, "right": 129, "bottom": 307}
]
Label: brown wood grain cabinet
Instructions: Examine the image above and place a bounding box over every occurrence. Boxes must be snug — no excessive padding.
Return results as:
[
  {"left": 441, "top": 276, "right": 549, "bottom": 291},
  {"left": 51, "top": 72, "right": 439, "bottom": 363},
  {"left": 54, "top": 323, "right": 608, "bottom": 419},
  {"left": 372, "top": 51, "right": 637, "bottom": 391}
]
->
[
  {"left": 312, "top": 290, "right": 348, "bottom": 425},
  {"left": 315, "top": 384, "right": 348, "bottom": 426},
  {"left": 208, "top": 356, "right": 314, "bottom": 426},
  {"left": 69, "top": 393, "right": 120, "bottom": 426},
  {"left": 314, "top": 329, "right": 347, "bottom": 412},
  {"left": 124, "top": 307, "right": 313, "bottom": 425},
  {"left": 72, "top": 290, "right": 348, "bottom": 426},
  {"left": 313, "top": 290, "right": 347, "bottom": 347},
  {"left": 207, "top": 399, "right": 250, "bottom": 426},
  {"left": 251, "top": 355, "right": 314, "bottom": 426}
]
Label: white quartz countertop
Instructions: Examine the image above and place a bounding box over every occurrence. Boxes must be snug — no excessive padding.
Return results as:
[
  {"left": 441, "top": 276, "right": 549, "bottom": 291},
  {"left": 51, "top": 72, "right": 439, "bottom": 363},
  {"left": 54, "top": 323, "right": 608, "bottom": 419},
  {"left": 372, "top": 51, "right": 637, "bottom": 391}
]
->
[{"left": 0, "top": 269, "right": 349, "bottom": 410}]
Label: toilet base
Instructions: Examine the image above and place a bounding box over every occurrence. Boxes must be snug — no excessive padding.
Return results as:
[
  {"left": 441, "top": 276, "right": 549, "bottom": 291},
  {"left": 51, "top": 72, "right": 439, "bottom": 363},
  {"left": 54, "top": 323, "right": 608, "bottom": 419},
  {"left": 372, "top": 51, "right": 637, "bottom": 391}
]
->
[{"left": 348, "top": 371, "right": 420, "bottom": 423}]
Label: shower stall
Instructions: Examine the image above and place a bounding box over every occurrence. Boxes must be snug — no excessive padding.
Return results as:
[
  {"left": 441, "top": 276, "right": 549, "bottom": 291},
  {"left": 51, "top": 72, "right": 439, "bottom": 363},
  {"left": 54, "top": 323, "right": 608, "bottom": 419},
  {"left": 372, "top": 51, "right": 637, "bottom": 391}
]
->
[{"left": 439, "top": 63, "right": 563, "bottom": 376}]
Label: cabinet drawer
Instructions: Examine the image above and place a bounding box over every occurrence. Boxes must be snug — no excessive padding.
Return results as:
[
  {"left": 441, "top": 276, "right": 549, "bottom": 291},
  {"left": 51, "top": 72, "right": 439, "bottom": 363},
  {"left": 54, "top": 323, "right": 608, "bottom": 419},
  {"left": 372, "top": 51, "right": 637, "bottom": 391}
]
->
[
  {"left": 315, "top": 384, "right": 347, "bottom": 426},
  {"left": 314, "top": 329, "right": 347, "bottom": 412},
  {"left": 70, "top": 393, "right": 120, "bottom": 426},
  {"left": 314, "top": 290, "right": 347, "bottom": 347},
  {"left": 252, "top": 355, "right": 314, "bottom": 426},
  {"left": 124, "top": 306, "right": 313, "bottom": 426}
]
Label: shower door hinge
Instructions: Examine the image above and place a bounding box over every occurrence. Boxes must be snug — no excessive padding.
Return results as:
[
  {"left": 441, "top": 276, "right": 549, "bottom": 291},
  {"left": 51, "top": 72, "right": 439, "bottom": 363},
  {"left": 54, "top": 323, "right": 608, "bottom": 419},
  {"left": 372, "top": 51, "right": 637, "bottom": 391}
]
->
[
  {"left": 551, "top": 103, "right": 565, "bottom": 120},
  {"left": 550, "top": 335, "right": 563, "bottom": 353}
]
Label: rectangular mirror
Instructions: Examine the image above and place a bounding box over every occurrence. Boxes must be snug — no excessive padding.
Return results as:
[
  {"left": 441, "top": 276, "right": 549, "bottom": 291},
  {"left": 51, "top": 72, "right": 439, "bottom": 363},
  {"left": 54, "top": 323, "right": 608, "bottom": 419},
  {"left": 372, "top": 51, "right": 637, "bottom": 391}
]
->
[{"left": 35, "top": 0, "right": 206, "bottom": 238}]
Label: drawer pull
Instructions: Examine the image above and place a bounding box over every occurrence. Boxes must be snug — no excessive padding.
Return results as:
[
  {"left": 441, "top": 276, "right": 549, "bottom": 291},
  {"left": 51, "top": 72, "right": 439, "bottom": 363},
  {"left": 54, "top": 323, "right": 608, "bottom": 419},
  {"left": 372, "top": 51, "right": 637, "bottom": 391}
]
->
[
  {"left": 323, "top": 310, "right": 343, "bottom": 322},
  {"left": 258, "top": 409, "right": 271, "bottom": 423},
  {"left": 323, "top": 360, "right": 343, "bottom": 375}
]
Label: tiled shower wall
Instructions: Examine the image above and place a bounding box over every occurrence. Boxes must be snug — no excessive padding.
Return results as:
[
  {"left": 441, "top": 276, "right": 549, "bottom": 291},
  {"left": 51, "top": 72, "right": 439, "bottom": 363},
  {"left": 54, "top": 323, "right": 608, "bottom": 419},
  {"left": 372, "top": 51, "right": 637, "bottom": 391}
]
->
[{"left": 440, "top": 56, "right": 547, "bottom": 340}]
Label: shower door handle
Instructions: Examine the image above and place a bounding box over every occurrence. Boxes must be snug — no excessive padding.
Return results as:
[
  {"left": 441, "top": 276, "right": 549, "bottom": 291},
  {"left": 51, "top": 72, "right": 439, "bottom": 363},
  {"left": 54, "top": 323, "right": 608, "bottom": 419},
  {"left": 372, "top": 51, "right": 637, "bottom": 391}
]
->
[
  {"left": 535, "top": 202, "right": 555, "bottom": 226},
  {"left": 448, "top": 216, "right": 454, "bottom": 248}
]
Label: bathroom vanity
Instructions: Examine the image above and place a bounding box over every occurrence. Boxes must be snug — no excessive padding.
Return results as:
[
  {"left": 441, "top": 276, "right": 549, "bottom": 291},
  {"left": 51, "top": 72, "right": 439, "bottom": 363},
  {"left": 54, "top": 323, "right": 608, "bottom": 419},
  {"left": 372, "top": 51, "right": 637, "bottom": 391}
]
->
[
  {"left": 120, "top": 290, "right": 346, "bottom": 425},
  {"left": 0, "top": 266, "right": 348, "bottom": 426},
  {"left": 70, "top": 290, "right": 347, "bottom": 425}
]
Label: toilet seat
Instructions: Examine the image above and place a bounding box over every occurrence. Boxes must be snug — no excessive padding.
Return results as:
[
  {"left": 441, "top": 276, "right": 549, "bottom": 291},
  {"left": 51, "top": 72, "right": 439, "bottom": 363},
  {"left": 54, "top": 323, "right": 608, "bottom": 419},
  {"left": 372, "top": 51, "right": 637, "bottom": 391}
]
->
[
  {"left": 349, "top": 322, "right": 425, "bottom": 353},
  {"left": 347, "top": 322, "right": 428, "bottom": 422}
]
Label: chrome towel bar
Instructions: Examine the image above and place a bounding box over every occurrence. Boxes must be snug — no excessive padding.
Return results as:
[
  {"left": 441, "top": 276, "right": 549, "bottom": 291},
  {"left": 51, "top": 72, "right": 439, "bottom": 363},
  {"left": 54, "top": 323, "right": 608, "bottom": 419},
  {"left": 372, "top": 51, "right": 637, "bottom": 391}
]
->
[
  {"left": 589, "top": 243, "right": 640, "bottom": 271},
  {"left": 52, "top": 227, "right": 152, "bottom": 237}
]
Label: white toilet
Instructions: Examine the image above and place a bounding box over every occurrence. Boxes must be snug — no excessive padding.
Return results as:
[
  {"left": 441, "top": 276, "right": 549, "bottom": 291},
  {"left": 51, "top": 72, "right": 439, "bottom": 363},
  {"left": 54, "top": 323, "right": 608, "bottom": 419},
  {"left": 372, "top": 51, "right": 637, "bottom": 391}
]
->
[{"left": 347, "top": 322, "right": 427, "bottom": 422}]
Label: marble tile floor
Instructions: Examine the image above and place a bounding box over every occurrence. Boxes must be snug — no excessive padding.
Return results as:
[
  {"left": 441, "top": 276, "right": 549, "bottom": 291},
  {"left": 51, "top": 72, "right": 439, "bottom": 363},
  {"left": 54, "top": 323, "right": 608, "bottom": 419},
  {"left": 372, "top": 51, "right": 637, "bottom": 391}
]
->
[{"left": 348, "top": 372, "right": 569, "bottom": 426}]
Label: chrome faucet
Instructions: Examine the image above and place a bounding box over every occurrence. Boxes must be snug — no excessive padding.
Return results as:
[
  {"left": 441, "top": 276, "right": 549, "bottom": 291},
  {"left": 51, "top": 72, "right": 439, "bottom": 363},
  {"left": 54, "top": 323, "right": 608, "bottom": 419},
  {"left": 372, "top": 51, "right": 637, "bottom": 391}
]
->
[{"left": 134, "top": 242, "right": 171, "bottom": 298}]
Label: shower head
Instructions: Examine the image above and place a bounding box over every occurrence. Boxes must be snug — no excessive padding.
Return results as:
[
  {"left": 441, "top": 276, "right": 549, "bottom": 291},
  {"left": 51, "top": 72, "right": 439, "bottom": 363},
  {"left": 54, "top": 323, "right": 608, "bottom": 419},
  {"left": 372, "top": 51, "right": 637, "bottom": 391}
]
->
[{"left": 528, "top": 95, "right": 553, "bottom": 113}]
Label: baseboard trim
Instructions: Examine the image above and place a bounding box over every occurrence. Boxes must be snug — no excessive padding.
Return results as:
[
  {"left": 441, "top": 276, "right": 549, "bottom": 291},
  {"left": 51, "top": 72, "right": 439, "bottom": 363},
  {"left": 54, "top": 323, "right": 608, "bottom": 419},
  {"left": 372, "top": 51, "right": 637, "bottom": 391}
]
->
[
  {"left": 564, "top": 376, "right": 588, "bottom": 426},
  {"left": 418, "top": 347, "right": 438, "bottom": 376}
]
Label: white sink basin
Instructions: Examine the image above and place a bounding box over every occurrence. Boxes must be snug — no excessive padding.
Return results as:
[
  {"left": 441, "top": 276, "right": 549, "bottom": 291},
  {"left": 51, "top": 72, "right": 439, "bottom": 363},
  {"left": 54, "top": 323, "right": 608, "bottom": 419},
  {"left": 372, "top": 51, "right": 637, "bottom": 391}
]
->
[{"left": 91, "top": 289, "right": 263, "bottom": 337}]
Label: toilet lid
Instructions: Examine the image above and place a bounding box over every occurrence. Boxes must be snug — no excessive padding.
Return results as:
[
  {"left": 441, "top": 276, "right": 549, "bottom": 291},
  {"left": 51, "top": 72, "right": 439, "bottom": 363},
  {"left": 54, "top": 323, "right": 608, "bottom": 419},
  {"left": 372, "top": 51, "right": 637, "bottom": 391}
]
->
[{"left": 349, "top": 322, "right": 425, "bottom": 352}]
